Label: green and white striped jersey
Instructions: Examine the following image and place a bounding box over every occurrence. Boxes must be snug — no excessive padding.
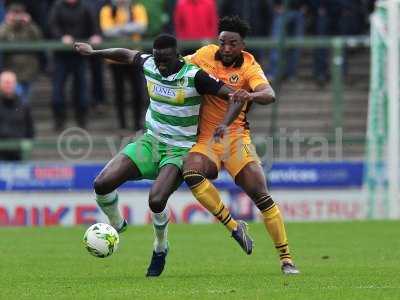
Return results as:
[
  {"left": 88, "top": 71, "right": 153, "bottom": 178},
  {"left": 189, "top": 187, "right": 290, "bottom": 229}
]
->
[{"left": 137, "top": 54, "right": 222, "bottom": 148}]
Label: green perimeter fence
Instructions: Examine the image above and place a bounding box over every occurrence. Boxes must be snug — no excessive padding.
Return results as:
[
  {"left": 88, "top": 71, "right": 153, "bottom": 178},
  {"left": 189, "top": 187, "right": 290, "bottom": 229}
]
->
[{"left": 0, "top": 36, "right": 370, "bottom": 160}]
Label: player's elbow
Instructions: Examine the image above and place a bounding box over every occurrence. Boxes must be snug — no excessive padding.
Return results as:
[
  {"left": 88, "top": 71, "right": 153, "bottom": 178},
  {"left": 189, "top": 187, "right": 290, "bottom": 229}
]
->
[
  {"left": 268, "top": 95, "right": 276, "bottom": 104},
  {"left": 256, "top": 94, "right": 276, "bottom": 105}
]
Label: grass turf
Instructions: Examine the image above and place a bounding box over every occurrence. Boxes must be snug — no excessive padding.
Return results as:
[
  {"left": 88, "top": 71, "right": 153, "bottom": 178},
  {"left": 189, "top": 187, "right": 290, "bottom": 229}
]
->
[{"left": 1, "top": 221, "right": 399, "bottom": 299}]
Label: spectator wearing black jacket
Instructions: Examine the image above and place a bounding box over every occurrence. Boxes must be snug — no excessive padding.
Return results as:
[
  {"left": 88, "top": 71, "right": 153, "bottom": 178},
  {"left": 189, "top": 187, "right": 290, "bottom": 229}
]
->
[
  {"left": 219, "top": 0, "right": 271, "bottom": 37},
  {"left": 219, "top": 0, "right": 271, "bottom": 65},
  {"left": 83, "top": 0, "right": 107, "bottom": 113},
  {"left": 309, "top": 0, "right": 365, "bottom": 85},
  {"left": 0, "top": 70, "right": 34, "bottom": 160},
  {"left": 4, "top": 0, "right": 56, "bottom": 36},
  {"left": 0, "top": 0, "right": 5, "bottom": 23},
  {"left": 267, "top": 0, "right": 308, "bottom": 81},
  {"left": 48, "top": 0, "right": 101, "bottom": 130},
  {"left": 0, "top": 4, "right": 43, "bottom": 103}
]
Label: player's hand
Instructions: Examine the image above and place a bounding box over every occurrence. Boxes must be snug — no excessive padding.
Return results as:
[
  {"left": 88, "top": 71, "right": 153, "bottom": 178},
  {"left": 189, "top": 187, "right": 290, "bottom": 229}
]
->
[
  {"left": 62, "top": 35, "right": 74, "bottom": 45},
  {"left": 230, "top": 89, "right": 253, "bottom": 103},
  {"left": 89, "top": 34, "right": 102, "bottom": 45},
  {"left": 213, "top": 124, "right": 228, "bottom": 143},
  {"left": 73, "top": 42, "right": 93, "bottom": 56}
]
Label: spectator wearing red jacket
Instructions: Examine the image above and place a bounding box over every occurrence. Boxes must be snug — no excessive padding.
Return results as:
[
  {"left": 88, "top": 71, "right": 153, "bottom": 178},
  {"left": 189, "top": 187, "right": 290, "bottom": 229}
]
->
[{"left": 174, "top": 0, "right": 218, "bottom": 46}]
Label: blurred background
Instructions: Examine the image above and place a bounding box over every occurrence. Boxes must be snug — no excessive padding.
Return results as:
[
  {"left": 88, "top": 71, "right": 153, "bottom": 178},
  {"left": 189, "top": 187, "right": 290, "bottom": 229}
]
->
[{"left": 1, "top": 0, "right": 398, "bottom": 226}]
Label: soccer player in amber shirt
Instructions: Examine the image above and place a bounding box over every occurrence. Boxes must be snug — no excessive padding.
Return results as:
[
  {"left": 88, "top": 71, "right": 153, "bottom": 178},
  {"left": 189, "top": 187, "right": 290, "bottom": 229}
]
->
[{"left": 183, "top": 16, "right": 300, "bottom": 274}]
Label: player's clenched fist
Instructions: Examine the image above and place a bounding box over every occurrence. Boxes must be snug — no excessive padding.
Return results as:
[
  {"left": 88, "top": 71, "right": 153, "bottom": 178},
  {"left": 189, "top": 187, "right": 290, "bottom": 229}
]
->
[{"left": 73, "top": 42, "right": 94, "bottom": 56}]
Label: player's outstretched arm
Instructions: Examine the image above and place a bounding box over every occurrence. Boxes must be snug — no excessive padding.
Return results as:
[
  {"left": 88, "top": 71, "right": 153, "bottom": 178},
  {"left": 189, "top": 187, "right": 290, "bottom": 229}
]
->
[{"left": 73, "top": 42, "right": 139, "bottom": 64}]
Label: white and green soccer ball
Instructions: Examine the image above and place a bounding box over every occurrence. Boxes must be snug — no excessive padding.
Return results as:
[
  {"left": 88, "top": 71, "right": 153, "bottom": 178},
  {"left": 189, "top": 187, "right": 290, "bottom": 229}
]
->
[{"left": 83, "top": 223, "right": 119, "bottom": 258}]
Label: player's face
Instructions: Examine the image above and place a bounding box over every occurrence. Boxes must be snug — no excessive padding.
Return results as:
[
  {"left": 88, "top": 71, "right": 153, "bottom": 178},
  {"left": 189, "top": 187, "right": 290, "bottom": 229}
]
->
[
  {"left": 153, "top": 48, "right": 179, "bottom": 77},
  {"left": 218, "top": 31, "right": 244, "bottom": 66}
]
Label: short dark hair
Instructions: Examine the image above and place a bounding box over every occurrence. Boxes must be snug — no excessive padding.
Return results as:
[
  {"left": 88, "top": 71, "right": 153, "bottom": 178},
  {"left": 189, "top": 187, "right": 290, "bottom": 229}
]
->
[
  {"left": 153, "top": 34, "right": 177, "bottom": 50},
  {"left": 218, "top": 16, "right": 250, "bottom": 39},
  {"left": 7, "top": 3, "right": 26, "bottom": 13}
]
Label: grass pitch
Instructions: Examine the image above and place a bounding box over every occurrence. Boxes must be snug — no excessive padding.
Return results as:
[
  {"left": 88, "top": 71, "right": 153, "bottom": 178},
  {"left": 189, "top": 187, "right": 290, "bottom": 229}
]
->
[{"left": 1, "top": 221, "right": 399, "bottom": 300}]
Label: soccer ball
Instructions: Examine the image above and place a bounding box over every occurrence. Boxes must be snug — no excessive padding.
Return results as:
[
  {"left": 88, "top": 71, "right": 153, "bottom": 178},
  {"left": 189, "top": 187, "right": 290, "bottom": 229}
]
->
[{"left": 83, "top": 223, "right": 120, "bottom": 258}]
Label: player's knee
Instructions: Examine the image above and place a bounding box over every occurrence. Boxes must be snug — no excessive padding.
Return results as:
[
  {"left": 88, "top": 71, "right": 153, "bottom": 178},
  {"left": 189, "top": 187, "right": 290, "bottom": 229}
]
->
[
  {"left": 93, "top": 175, "right": 113, "bottom": 195},
  {"left": 253, "top": 193, "right": 275, "bottom": 212},
  {"left": 182, "top": 170, "right": 205, "bottom": 188},
  {"left": 148, "top": 191, "right": 166, "bottom": 213}
]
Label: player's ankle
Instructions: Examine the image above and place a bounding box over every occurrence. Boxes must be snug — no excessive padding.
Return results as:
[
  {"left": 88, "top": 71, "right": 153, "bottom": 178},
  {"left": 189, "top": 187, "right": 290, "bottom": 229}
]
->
[
  {"left": 111, "top": 218, "right": 125, "bottom": 230},
  {"left": 154, "top": 240, "right": 168, "bottom": 253},
  {"left": 281, "top": 258, "right": 293, "bottom": 265}
]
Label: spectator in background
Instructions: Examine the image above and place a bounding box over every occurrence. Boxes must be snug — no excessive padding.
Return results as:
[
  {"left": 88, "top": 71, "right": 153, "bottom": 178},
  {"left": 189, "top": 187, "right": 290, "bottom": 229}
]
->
[
  {"left": 310, "top": 0, "right": 364, "bottom": 85},
  {"left": 100, "top": 0, "right": 148, "bottom": 133},
  {"left": 0, "top": 0, "right": 4, "bottom": 77},
  {"left": 4, "top": 0, "right": 57, "bottom": 75},
  {"left": 267, "top": 0, "right": 307, "bottom": 81},
  {"left": 0, "top": 4, "right": 42, "bottom": 103},
  {"left": 141, "top": 0, "right": 168, "bottom": 37},
  {"left": 219, "top": 0, "right": 271, "bottom": 65},
  {"left": 0, "top": 0, "right": 5, "bottom": 23},
  {"left": 49, "top": 0, "right": 101, "bottom": 130},
  {"left": 4, "top": 0, "right": 56, "bottom": 36},
  {"left": 219, "top": 0, "right": 271, "bottom": 37},
  {"left": 162, "top": 0, "right": 176, "bottom": 34},
  {"left": 83, "top": 0, "right": 107, "bottom": 113},
  {"left": 174, "top": 0, "right": 218, "bottom": 55},
  {"left": 0, "top": 71, "right": 34, "bottom": 161}
]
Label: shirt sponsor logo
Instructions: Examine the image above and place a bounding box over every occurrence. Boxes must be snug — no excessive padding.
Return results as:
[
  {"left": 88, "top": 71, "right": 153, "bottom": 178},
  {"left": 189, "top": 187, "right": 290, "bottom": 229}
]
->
[{"left": 152, "top": 85, "right": 176, "bottom": 98}]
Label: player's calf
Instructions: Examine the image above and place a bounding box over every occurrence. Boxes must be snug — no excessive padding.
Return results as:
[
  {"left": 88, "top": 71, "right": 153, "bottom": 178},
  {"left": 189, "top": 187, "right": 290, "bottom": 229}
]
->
[
  {"left": 252, "top": 192, "right": 299, "bottom": 272},
  {"left": 183, "top": 169, "right": 237, "bottom": 231},
  {"left": 184, "top": 170, "right": 254, "bottom": 254},
  {"left": 147, "top": 203, "right": 170, "bottom": 277},
  {"left": 95, "top": 190, "right": 126, "bottom": 231}
]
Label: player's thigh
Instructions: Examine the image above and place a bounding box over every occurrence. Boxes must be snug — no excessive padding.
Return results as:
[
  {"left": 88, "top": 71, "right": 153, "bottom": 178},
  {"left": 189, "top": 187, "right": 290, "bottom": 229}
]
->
[
  {"left": 122, "top": 134, "right": 161, "bottom": 180},
  {"left": 234, "top": 161, "right": 268, "bottom": 199},
  {"left": 94, "top": 153, "right": 141, "bottom": 194},
  {"left": 224, "top": 140, "right": 260, "bottom": 177},
  {"left": 183, "top": 151, "right": 219, "bottom": 179}
]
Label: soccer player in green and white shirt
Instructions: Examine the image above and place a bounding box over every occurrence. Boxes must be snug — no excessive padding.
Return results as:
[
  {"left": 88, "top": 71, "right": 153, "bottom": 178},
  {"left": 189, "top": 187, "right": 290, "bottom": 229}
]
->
[{"left": 74, "top": 34, "right": 252, "bottom": 277}]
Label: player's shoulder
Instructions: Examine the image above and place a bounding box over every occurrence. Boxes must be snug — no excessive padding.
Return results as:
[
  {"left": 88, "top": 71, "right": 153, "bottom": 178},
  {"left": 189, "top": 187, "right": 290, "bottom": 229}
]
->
[
  {"left": 241, "top": 50, "right": 260, "bottom": 69},
  {"left": 140, "top": 53, "right": 155, "bottom": 68},
  {"left": 184, "top": 61, "right": 203, "bottom": 78}
]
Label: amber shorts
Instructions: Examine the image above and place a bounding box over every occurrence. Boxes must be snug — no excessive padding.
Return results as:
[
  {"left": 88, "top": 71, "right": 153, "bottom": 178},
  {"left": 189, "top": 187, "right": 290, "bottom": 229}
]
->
[{"left": 190, "top": 135, "right": 260, "bottom": 178}]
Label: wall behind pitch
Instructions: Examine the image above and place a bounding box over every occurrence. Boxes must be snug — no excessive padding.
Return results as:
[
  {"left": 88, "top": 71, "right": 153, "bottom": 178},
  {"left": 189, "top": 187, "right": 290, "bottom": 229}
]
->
[{"left": 0, "top": 189, "right": 363, "bottom": 226}]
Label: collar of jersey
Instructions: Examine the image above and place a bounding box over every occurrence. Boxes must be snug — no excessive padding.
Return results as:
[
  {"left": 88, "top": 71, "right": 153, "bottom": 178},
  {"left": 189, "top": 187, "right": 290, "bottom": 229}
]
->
[
  {"left": 214, "top": 50, "right": 244, "bottom": 68},
  {"left": 156, "top": 59, "right": 188, "bottom": 81}
]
